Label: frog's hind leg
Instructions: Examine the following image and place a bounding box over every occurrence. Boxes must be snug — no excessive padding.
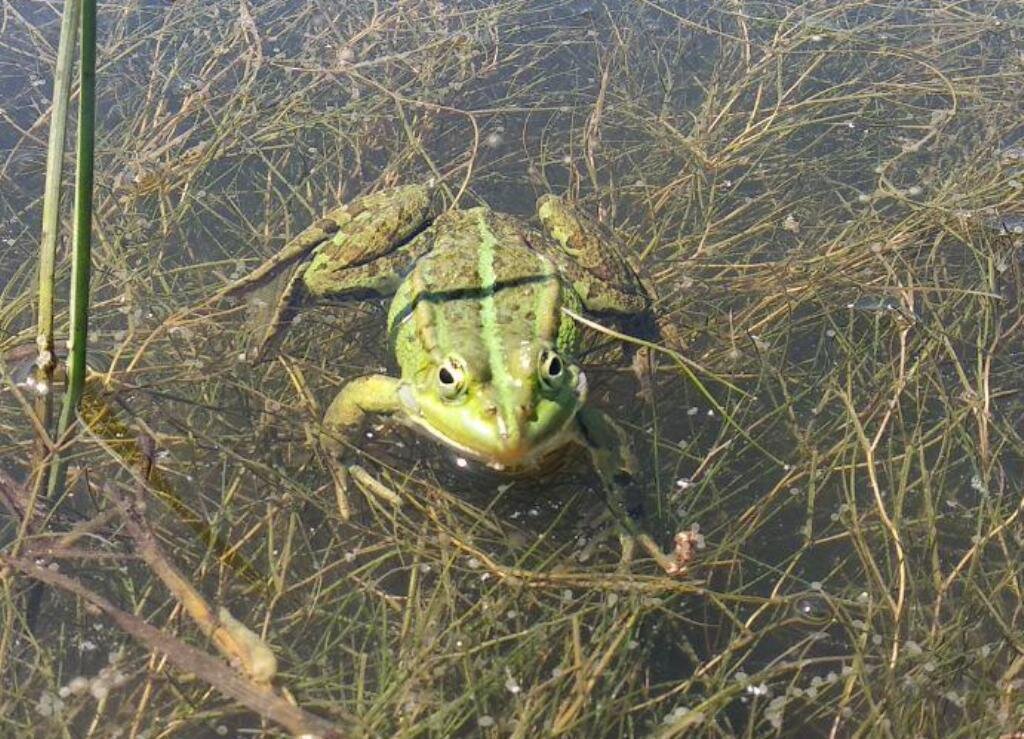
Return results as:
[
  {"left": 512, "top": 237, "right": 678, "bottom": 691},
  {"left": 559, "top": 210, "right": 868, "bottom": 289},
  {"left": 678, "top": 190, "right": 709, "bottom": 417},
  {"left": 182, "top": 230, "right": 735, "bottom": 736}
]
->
[
  {"left": 302, "top": 226, "right": 434, "bottom": 299},
  {"left": 536, "top": 194, "right": 681, "bottom": 397},
  {"left": 206, "top": 211, "right": 348, "bottom": 307},
  {"left": 220, "top": 184, "right": 437, "bottom": 359},
  {"left": 535, "top": 194, "right": 650, "bottom": 315},
  {"left": 214, "top": 183, "right": 436, "bottom": 302},
  {"left": 250, "top": 226, "right": 436, "bottom": 361}
]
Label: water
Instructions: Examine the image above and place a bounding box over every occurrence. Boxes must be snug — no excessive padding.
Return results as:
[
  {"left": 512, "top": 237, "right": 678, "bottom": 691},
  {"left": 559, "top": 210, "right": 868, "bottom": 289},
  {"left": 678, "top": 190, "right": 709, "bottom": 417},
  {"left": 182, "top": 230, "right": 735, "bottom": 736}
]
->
[{"left": 1, "top": 1, "right": 1022, "bottom": 736}]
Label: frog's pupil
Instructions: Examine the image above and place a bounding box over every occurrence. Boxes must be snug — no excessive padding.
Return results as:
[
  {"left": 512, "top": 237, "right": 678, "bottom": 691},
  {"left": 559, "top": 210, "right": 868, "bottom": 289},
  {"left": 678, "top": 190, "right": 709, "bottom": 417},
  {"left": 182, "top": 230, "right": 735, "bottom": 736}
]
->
[
  {"left": 548, "top": 356, "right": 562, "bottom": 377},
  {"left": 439, "top": 367, "right": 454, "bottom": 384}
]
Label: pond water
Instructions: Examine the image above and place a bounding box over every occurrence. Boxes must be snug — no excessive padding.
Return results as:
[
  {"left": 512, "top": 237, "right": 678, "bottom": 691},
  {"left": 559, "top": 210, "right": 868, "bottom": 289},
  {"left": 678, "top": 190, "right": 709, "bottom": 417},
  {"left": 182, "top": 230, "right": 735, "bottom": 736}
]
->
[{"left": 1, "top": 1, "right": 1022, "bottom": 736}]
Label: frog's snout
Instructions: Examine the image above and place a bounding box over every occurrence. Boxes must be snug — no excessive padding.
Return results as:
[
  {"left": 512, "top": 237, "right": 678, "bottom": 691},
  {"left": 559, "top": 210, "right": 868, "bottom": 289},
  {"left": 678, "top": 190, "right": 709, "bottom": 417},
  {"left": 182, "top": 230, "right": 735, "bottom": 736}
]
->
[
  {"left": 405, "top": 382, "right": 567, "bottom": 470},
  {"left": 488, "top": 403, "right": 536, "bottom": 465},
  {"left": 469, "top": 389, "right": 527, "bottom": 461}
]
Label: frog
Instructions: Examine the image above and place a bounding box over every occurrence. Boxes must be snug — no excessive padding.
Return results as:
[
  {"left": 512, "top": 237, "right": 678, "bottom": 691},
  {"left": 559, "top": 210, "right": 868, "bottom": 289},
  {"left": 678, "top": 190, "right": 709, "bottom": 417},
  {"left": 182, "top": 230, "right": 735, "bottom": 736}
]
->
[{"left": 214, "top": 182, "right": 676, "bottom": 572}]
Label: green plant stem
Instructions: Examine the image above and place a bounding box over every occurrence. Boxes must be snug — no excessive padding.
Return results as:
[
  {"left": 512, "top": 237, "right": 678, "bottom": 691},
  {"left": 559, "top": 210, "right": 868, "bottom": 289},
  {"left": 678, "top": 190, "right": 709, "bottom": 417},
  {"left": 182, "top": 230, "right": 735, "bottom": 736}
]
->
[
  {"left": 32, "top": 0, "right": 80, "bottom": 476},
  {"left": 47, "top": 0, "right": 96, "bottom": 503}
]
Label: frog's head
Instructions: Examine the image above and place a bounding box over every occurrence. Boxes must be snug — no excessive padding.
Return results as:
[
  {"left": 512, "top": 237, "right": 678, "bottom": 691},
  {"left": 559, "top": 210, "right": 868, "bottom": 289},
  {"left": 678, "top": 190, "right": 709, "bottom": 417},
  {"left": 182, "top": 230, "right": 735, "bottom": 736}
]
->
[{"left": 397, "top": 342, "right": 587, "bottom": 470}]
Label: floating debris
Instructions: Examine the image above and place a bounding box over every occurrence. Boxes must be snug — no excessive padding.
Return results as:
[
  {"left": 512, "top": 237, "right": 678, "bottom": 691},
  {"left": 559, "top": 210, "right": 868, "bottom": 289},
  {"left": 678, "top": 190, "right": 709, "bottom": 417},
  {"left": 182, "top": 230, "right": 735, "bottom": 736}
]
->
[
  {"left": 987, "top": 213, "right": 1024, "bottom": 235},
  {"left": 58, "top": 677, "right": 89, "bottom": 698},
  {"left": 765, "top": 695, "right": 787, "bottom": 729},
  {"left": 665, "top": 529, "right": 704, "bottom": 575},
  {"left": 792, "top": 593, "right": 831, "bottom": 625},
  {"left": 662, "top": 705, "right": 704, "bottom": 726},
  {"left": 848, "top": 294, "right": 900, "bottom": 313},
  {"left": 999, "top": 145, "right": 1024, "bottom": 166},
  {"left": 35, "top": 691, "right": 64, "bottom": 718}
]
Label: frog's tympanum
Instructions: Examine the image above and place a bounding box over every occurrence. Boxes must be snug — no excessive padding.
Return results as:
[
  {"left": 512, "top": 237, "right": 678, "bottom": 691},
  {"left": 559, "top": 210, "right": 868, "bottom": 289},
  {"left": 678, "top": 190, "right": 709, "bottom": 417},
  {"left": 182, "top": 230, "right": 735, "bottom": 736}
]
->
[{"left": 220, "top": 183, "right": 675, "bottom": 571}]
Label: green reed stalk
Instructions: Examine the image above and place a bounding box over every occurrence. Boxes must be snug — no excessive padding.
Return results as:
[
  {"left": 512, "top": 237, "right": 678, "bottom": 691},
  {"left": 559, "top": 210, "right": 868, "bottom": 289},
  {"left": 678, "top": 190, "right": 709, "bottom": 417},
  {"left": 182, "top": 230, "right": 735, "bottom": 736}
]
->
[
  {"left": 47, "top": 0, "right": 97, "bottom": 502},
  {"left": 33, "top": 0, "right": 80, "bottom": 468}
]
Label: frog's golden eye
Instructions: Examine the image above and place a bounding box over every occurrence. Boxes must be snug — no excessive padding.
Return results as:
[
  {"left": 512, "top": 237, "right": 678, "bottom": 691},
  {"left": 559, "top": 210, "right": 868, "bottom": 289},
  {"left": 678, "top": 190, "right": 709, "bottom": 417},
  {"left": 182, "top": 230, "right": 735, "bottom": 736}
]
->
[
  {"left": 437, "top": 359, "right": 466, "bottom": 400},
  {"left": 538, "top": 348, "right": 569, "bottom": 390}
]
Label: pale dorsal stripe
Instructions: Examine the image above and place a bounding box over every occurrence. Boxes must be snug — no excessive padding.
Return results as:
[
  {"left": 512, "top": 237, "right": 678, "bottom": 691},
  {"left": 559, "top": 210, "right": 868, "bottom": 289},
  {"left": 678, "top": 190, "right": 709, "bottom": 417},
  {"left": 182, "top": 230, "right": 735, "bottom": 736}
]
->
[{"left": 475, "top": 213, "right": 518, "bottom": 442}]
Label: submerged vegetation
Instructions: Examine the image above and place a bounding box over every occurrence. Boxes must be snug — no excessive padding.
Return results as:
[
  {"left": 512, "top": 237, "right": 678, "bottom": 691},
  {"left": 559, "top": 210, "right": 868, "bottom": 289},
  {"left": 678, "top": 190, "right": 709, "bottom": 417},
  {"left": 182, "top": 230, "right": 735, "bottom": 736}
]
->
[{"left": 1, "top": 0, "right": 1022, "bottom": 735}]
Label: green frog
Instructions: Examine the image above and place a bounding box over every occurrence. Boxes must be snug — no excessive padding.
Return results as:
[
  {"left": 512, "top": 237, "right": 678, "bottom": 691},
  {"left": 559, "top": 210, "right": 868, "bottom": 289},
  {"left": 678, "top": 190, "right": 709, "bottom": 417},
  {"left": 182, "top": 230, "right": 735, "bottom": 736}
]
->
[{"left": 217, "top": 183, "right": 674, "bottom": 571}]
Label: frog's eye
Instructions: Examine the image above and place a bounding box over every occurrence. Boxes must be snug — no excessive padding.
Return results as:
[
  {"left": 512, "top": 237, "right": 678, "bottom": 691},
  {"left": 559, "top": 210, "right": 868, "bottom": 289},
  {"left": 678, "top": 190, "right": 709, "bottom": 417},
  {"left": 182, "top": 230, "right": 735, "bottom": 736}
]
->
[
  {"left": 538, "top": 349, "right": 569, "bottom": 390},
  {"left": 437, "top": 359, "right": 466, "bottom": 400}
]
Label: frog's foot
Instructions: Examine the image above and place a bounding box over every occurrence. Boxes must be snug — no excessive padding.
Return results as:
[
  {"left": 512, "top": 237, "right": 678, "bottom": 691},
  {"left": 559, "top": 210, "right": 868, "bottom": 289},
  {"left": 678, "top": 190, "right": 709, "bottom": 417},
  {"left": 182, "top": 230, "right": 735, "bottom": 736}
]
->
[
  {"left": 572, "top": 504, "right": 629, "bottom": 567},
  {"left": 606, "top": 495, "right": 679, "bottom": 575},
  {"left": 244, "top": 263, "right": 309, "bottom": 362},
  {"left": 610, "top": 301, "right": 681, "bottom": 403},
  {"left": 577, "top": 496, "right": 674, "bottom": 575},
  {"left": 319, "top": 374, "right": 403, "bottom": 518},
  {"left": 205, "top": 216, "right": 341, "bottom": 308},
  {"left": 631, "top": 345, "right": 657, "bottom": 404}
]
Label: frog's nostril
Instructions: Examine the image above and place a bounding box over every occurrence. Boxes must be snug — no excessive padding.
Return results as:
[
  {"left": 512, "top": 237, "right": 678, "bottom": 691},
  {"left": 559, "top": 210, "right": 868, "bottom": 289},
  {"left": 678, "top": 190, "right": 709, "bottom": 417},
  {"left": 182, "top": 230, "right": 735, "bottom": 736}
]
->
[{"left": 517, "top": 404, "right": 539, "bottom": 424}]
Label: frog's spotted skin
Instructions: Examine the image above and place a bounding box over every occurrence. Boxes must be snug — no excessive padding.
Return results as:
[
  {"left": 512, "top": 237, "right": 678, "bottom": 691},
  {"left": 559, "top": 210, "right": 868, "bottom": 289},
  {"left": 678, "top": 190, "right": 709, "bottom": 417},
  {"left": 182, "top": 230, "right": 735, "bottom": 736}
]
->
[
  {"left": 384, "top": 207, "right": 587, "bottom": 469},
  {"left": 221, "top": 182, "right": 676, "bottom": 571}
]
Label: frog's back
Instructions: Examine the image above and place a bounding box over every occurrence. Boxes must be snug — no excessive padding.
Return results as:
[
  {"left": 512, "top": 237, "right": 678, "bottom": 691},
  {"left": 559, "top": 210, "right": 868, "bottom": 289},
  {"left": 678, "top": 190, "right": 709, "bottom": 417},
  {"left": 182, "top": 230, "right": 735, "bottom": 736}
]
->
[{"left": 387, "top": 207, "right": 581, "bottom": 379}]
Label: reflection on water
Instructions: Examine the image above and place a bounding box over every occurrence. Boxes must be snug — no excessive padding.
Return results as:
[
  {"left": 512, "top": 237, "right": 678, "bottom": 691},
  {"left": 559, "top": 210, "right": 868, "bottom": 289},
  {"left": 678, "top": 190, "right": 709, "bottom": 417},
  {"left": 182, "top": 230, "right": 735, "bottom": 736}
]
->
[{"left": 1, "top": 0, "right": 1023, "bottom": 735}]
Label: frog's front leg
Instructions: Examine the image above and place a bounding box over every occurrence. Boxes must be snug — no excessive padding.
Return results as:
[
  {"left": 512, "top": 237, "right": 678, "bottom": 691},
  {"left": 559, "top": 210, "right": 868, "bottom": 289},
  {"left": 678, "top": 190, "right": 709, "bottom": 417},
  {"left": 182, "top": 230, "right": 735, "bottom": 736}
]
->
[
  {"left": 319, "top": 374, "right": 403, "bottom": 517},
  {"left": 576, "top": 406, "right": 678, "bottom": 575},
  {"left": 322, "top": 375, "right": 403, "bottom": 447},
  {"left": 576, "top": 406, "right": 638, "bottom": 484}
]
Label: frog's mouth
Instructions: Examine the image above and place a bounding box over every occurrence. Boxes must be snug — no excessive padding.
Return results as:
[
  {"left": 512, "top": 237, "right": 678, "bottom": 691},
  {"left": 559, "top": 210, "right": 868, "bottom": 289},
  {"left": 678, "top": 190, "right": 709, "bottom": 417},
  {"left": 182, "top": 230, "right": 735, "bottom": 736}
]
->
[
  {"left": 408, "top": 418, "right": 578, "bottom": 472},
  {"left": 397, "top": 383, "right": 582, "bottom": 472}
]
